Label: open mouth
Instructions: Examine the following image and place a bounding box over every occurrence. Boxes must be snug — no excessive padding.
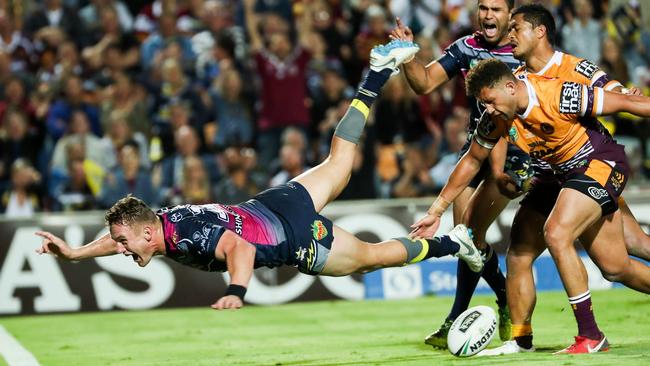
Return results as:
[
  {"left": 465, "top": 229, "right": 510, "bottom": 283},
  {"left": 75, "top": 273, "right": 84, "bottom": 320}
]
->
[
  {"left": 483, "top": 23, "right": 498, "bottom": 38},
  {"left": 131, "top": 254, "right": 140, "bottom": 263}
]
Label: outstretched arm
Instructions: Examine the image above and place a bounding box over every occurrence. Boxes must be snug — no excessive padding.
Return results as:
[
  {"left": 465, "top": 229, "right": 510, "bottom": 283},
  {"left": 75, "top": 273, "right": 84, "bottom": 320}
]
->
[
  {"left": 411, "top": 138, "right": 494, "bottom": 238},
  {"left": 35, "top": 231, "right": 121, "bottom": 260},
  {"left": 212, "top": 230, "right": 256, "bottom": 310},
  {"left": 600, "top": 90, "right": 650, "bottom": 117},
  {"left": 390, "top": 17, "right": 450, "bottom": 95}
]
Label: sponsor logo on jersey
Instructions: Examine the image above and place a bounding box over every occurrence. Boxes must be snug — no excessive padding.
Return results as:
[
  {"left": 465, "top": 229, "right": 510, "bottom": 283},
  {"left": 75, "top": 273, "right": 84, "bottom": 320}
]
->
[
  {"left": 559, "top": 82, "right": 582, "bottom": 114},
  {"left": 508, "top": 127, "right": 518, "bottom": 142},
  {"left": 575, "top": 59, "right": 599, "bottom": 79},
  {"left": 588, "top": 186, "right": 609, "bottom": 200},
  {"left": 311, "top": 220, "right": 328, "bottom": 241}
]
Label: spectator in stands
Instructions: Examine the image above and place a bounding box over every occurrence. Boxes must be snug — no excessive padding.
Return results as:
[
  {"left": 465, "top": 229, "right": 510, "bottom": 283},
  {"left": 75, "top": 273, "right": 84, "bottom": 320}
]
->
[
  {"left": 354, "top": 5, "right": 390, "bottom": 74},
  {"left": 0, "top": 77, "right": 38, "bottom": 129},
  {"left": 600, "top": 36, "right": 630, "bottom": 87},
  {"left": 245, "top": 2, "right": 312, "bottom": 168},
  {"left": 46, "top": 75, "right": 101, "bottom": 141},
  {"left": 374, "top": 76, "right": 427, "bottom": 146},
  {"left": 79, "top": 0, "right": 134, "bottom": 33},
  {"left": 0, "top": 111, "right": 41, "bottom": 185},
  {"left": 99, "top": 72, "right": 150, "bottom": 139},
  {"left": 214, "top": 147, "right": 263, "bottom": 204},
  {"left": 55, "top": 158, "right": 97, "bottom": 211},
  {"left": 159, "top": 125, "right": 220, "bottom": 203},
  {"left": 392, "top": 144, "right": 436, "bottom": 198},
  {"left": 140, "top": 12, "right": 195, "bottom": 71},
  {"left": 51, "top": 110, "right": 107, "bottom": 172},
  {"left": 209, "top": 68, "right": 254, "bottom": 150},
  {"left": 561, "top": 0, "right": 602, "bottom": 63},
  {"left": 99, "top": 140, "right": 157, "bottom": 208},
  {"left": 97, "top": 112, "right": 149, "bottom": 170},
  {"left": 24, "top": 0, "right": 86, "bottom": 48},
  {"left": 269, "top": 144, "right": 308, "bottom": 187},
  {"left": 0, "top": 9, "right": 34, "bottom": 73},
  {"left": 178, "top": 155, "right": 213, "bottom": 205},
  {"left": 429, "top": 108, "right": 468, "bottom": 190},
  {"left": 82, "top": 5, "right": 140, "bottom": 73},
  {"left": 0, "top": 159, "right": 41, "bottom": 217},
  {"left": 53, "top": 41, "right": 83, "bottom": 83}
]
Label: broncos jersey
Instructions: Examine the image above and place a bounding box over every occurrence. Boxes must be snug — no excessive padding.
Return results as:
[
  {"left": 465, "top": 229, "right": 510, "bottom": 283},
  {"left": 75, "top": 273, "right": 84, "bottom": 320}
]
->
[
  {"left": 512, "top": 51, "right": 623, "bottom": 174},
  {"left": 438, "top": 32, "right": 522, "bottom": 133},
  {"left": 475, "top": 74, "right": 611, "bottom": 172}
]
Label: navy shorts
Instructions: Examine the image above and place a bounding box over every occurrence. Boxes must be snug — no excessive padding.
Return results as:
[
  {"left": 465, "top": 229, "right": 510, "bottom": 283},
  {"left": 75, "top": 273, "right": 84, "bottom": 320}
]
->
[
  {"left": 253, "top": 182, "right": 335, "bottom": 275},
  {"left": 459, "top": 138, "right": 531, "bottom": 189}
]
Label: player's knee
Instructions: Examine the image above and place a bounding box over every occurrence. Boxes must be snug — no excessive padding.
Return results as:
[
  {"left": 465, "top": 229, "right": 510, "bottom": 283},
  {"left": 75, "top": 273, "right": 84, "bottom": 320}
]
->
[{"left": 543, "top": 222, "right": 571, "bottom": 253}]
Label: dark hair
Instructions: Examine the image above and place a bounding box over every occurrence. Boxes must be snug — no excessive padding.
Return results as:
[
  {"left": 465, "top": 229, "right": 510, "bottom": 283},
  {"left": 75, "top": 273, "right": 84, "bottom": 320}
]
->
[
  {"left": 480, "top": 0, "right": 515, "bottom": 9},
  {"left": 105, "top": 195, "right": 157, "bottom": 226},
  {"left": 512, "top": 4, "right": 556, "bottom": 45},
  {"left": 465, "top": 59, "right": 516, "bottom": 97}
]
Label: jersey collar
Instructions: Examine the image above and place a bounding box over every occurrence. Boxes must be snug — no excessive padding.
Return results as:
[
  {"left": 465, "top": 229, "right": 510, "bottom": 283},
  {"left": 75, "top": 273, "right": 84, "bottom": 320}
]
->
[
  {"left": 517, "top": 75, "right": 539, "bottom": 119},
  {"left": 535, "top": 50, "right": 563, "bottom": 76}
]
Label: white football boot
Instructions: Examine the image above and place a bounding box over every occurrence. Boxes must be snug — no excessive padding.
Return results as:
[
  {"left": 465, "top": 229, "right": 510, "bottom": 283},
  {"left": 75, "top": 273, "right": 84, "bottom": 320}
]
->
[
  {"left": 477, "top": 340, "right": 536, "bottom": 356},
  {"left": 448, "top": 224, "right": 484, "bottom": 273},
  {"left": 369, "top": 40, "right": 420, "bottom": 76}
]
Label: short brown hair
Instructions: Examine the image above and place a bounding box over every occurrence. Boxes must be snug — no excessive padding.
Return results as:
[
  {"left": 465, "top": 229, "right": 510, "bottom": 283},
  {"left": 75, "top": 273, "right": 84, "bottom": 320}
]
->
[
  {"left": 105, "top": 195, "right": 157, "bottom": 226},
  {"left": 465, "top": 59, "right": 516, "bottom": 98}
]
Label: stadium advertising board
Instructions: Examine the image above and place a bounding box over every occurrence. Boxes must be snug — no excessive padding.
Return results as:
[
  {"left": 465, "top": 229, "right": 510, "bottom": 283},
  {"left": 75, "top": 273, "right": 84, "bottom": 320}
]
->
[{"left": 1, "top": 199, "right": 649, "bottom": 315}]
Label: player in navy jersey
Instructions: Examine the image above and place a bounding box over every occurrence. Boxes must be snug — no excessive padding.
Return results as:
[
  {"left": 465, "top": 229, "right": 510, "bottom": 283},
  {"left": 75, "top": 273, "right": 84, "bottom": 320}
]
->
[
  {"left": 35, "top": 41, "right": 484, "bottom": 311},
  {"left": 390, "top": 0, "right": 521, "bottom": 348}
]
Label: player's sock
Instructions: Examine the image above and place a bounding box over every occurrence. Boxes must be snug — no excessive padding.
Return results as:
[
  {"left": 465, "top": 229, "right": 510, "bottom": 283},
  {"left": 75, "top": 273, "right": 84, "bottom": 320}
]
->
[
  {"left": 480, "top": 246, "right": 507, "bottom": 307},
  {"left": 512, "top": 324, "right": 534, "bottom": 350},
  {"left": 569, "top": 290, "right": 602, "bottom": 340},
  {"left": 448, "top": 259, "right": 482, "bottom": 319},
  {"left": 395, "top": 235, "right": 460, "bottom": 264},
  {"left": 334, "top": 69, "right": 392, "bottom": 144}
]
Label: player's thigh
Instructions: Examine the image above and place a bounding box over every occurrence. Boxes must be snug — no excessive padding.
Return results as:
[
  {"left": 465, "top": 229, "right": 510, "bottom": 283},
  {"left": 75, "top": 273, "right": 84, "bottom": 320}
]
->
[
  {"left": 579, "top": 209, "right": 630, "bottom": 276},
  {"left": 463, "top": 175, "right": 510, "bottom": 241},
  {"left": 545, "top": 188, "right": 602, "bottom": 246},
  {"left": 508, "top": 204, "right": 547, "bottom": 260},
  {"left": 320, "top": 225, "right": 369, "bottom": 276}
]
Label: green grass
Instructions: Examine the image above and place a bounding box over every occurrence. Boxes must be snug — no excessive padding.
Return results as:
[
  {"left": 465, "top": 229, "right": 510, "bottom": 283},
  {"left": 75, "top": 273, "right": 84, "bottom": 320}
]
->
[{"left": 1, "top": 289, "right": 649, "bottom": 365}]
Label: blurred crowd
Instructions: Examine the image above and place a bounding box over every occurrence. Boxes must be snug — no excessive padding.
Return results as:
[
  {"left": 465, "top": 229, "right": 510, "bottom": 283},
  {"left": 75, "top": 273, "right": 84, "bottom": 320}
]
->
[{"left": 1, "top": 0, "right": 649, "bottom": 218}]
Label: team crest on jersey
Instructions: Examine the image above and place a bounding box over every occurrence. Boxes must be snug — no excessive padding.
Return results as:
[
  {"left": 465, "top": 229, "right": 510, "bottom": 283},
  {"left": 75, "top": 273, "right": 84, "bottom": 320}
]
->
[
  {"left": 575, "top": 59, "right": 599, "bottom": 79},
  {"left": 508, "top": 127, "right": 518, "bottom": 142},
  {"left": 610, "top": 171, "right": 625, "bottom": 191},
  {"left": 311, "top": 220, "right": 328, "bottom": 241},
  {"left": 559, "top": 82, "right": 582, "bottom": 114}
]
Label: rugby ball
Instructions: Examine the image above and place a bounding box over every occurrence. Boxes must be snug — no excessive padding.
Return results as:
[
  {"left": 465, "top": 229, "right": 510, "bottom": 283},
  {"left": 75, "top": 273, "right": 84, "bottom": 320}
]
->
[{"left": 447, "top": 305, "right": 498, "bottom": 357}]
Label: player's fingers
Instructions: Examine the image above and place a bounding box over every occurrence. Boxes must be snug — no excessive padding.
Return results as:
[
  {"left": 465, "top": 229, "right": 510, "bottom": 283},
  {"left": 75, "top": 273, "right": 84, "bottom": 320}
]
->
[{"left": 396, "top": 17, "right": 403, "bottom": 28}]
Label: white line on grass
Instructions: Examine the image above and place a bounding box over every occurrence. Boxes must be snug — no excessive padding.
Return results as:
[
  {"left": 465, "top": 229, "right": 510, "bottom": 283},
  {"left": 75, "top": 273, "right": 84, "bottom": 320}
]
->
[{"left": 0, "top": 325, "right": 40, "bottom": 366}]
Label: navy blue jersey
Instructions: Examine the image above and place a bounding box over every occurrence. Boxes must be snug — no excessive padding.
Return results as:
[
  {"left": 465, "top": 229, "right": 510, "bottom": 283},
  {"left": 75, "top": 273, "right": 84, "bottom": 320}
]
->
[{"left": 438, "top": 32, "right": 522, "bottom": 134}]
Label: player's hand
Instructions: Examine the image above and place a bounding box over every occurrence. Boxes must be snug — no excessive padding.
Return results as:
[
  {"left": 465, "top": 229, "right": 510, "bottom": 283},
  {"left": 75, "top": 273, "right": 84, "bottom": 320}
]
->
[
  {"left": 495, "top": 173, "right": 524, "bottom": 199},
  {"left": 622, "top": 86, "right": 643, "bottom": 96},
  {"left": 390, "top": 17, "right": 414, "bottom": 42},
  {"left": 211, "top": 295, "right": 243, "bottom": 310},
  {"left": 410, "top": 214, "right": 441, "bottom": 239},
  {"left": 35, "top": 231, "right": 75, "bottom": 260}
]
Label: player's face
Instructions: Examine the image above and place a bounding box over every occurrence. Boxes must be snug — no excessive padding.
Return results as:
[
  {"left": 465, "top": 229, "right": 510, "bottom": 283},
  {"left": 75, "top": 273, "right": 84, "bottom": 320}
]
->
[
  {"left": 509, "top": 14, "right": 537, "bottom": 60},
  {"left": 111, "top": 223, "right": 154, "bottom": 267},
  {"left": 478, "top": 82, "right": 517, "bottom": 121},
  {"left": 478, "top": 0, "right": 511, "bottom": 44}
]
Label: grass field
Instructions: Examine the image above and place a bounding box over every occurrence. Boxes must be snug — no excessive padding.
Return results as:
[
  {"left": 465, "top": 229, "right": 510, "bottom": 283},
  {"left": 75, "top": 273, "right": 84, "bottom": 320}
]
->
[{"left": 1, "top": 289, "right": 650, "bottom": 366}]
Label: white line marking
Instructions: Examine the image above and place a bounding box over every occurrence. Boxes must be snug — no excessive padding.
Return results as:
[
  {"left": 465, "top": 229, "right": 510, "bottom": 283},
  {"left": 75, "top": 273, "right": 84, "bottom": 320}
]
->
[{"left": 0, "top": 325, "right": 40, "bottom": 366}]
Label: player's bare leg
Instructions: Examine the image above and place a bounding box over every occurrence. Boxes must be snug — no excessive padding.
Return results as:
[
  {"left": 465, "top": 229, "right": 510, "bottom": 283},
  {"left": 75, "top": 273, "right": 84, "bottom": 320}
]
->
[
  {"left": 619, "top": 197, "right": 650, "bottom": 260},
  {"left": 294, "top": 41, "right": 420, "bottom": 212},
  {"left": 321, "top": 224, "right": 482, "bottom": 276},
  {"left": 478, "top": 205, "right": 547, "bottom": 356}
]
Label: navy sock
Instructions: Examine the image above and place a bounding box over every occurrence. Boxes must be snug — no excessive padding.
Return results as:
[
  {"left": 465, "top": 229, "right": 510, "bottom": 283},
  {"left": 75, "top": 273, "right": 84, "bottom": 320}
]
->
[
  {"left": 481, "top": 246, "right": 507, "bottom": 307},
  {"left": 448, "top": 259, "right": 482, "bottom": 320},
  {"left": 355, "top": 69, "right": 392, "bottom": 107},
  {"left": 425, "top": 235, "right": 460, "bottom": 259}
]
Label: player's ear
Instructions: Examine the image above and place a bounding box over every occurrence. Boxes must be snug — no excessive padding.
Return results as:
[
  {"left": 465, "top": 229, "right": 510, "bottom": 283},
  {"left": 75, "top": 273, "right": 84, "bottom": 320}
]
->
[
  {"left": 536, "top": 24, "right": 546, "bottom": 40},
  {"left": 504, "top": 79, "right": 516, "bottom": 94}
]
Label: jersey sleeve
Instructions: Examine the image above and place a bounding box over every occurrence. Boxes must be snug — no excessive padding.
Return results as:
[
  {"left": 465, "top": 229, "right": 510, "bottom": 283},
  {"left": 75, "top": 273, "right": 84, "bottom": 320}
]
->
[
  {"left": 574, "top": 59, "right": 622, "bottom": 91},
  {"left": 557, "top": 81, "right": 605, "bottom": 117},
  {"left": 473, "top": 111, "right": 502, "bottom": 149},
  {"left": 437, "top": 37, "right": 468, "bottom": 79}
]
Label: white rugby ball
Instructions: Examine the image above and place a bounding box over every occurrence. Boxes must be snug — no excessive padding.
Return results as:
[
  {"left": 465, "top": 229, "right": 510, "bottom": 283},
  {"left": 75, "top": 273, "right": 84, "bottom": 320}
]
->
[{"left": 447, "top": 305, "right": 498, "bottom": 357}]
